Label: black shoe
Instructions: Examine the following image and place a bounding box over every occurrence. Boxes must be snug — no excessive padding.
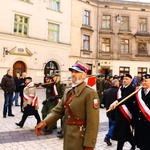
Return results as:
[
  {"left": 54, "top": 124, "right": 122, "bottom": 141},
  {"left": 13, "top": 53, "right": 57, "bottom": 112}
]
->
[
  {"left": 8, "top": 114, "right": 15, "bottom": 117},
  {"left": 15, "top": 123, "right": 23, "bottom": 128},
  {"left": 130, "top": 146, "right": 135, "bottom": 150},
  {"left": 3, "top": 115, "right": 6, "bottom": 118},
  {"left": 104, "top": 138, "right": 112, "bottom": 146},
  {"left": 42, "top": 129, "right": 52, "bottom": 134},
  {"left": 57, "top": 133, "right": 63, "bottom": 138}
]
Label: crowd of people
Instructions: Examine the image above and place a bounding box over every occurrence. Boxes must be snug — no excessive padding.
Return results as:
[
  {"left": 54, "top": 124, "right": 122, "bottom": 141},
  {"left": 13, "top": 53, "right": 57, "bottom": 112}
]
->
[{"left": 1, "top": 65, "right": 150, "bottom": 150}]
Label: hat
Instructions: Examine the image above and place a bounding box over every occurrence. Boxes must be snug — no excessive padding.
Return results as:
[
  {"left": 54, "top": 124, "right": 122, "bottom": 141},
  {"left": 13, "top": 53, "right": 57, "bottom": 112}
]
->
[
  {"left": 53, "top": 73, "right": 60, "bottom": 77},
  {"left": 121, "top": 74, "right": 132, "bottom": 80},
  {"left": 46, "top": 76, "right": 53, "bottom": 80},
  {"left": 109, "top": 75, "right": 113, "bottom": 79},
  {"left": 69, "top": 61, "right": 88, "bottom": 73},
  {"left": 25, "top": 77, "right": 32, "bottom": 80},
  {"left": 141, "top": 74, "right": 150, "bottom": 81}
]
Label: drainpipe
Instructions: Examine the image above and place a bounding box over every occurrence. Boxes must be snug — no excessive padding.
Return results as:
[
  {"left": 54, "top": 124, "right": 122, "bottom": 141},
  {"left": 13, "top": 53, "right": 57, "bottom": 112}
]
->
[{"left": 96, "top": 2, "right": 100, "bottom": 75}]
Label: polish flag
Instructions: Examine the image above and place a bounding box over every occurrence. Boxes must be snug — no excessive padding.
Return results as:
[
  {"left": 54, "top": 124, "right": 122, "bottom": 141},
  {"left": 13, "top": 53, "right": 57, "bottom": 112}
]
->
[{"left": 85, "top": 75, "right": 96, "bottom": 91}]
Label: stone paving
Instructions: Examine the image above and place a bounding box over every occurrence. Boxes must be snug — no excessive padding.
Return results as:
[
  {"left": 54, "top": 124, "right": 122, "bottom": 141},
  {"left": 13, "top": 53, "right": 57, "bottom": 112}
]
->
[{"left": 0, "top": 88, "right": 139, "bottom": 150}]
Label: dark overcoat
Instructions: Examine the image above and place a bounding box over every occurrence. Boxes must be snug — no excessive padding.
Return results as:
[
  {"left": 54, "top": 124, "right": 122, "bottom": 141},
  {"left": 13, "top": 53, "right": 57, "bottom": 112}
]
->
[
  {"left": 113, "top": 84, "right": 135, "bottom": 142},
  {"left": 134, "top": 88, "right": 150, "bottom": 149}
]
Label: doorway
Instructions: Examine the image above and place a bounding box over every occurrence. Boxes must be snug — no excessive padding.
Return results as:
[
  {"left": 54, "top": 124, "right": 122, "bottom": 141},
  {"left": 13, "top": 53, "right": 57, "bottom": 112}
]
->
[{"left": 13, "top": 61, "right": 26, "bottom": 76}]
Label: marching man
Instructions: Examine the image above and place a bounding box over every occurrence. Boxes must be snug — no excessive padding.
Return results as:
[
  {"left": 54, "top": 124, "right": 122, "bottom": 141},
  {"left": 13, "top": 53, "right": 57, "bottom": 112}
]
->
[
  {"left": 134, "top": 74, "right": 150, "bottom": 150},
  {"left": 15, "top": 77, "right": 41, "bottom": 128},
  {"left": 35, "top": 61, "right": 99, "bottom": 150}
]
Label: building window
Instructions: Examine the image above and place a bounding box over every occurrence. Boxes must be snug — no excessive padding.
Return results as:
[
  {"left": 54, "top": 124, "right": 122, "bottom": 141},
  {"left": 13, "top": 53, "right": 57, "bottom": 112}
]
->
[
  {"left": 14, "top": 14, "right": 29, "bottom": 37},
  {"left": 44, "top": 61, "right": 59, "bottom": 82},
  {"left": 50, "top": 0, "right": 60, "bottom": 11},
  {"left": 120, "top": 39, "right": 129, "bottom": 53},
  {"left": 119, "top": 67, "right": 130, "bottom": 75},
  {"left": 138, "top": 67, "right": 147, "bottom": 77},
  {"left": 48, "top": 23, "right": 59, "bottom": 42},
  {"left": 102, "top": 15, "right": 111, "bottom": 29},
  {"left": 83, "top": 10, "right": 90, "bottom": 25},
  {"left": 139, "top": 18, "right": 147, "bottom": 32},
  {"left": 83, "top": 35, "right": 90, "bottom": 51},
  {"left": 138, "top": 43, "right": 147, "bottom": 54},
  {"left": 102, "top": 38, "right": 110, "bottom": 52},
  {"left": 120, "top": 16, "right": 129, "bottom": 31}
]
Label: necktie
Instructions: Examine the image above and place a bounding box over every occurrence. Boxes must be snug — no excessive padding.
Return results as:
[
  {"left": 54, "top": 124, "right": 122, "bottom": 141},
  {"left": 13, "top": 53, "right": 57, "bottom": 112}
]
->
[{"left": 144, "top": 89, "right": 148, "bottom": 95}]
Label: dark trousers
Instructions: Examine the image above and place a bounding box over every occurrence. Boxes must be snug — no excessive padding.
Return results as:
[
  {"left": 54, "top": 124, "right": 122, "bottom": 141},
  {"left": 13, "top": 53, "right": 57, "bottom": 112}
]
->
[
  {"left": 20, "top": 94, "right": 24, "bottom": 112},
  {"left": 19, "top": 105, "right": 41, "bottom": 127},
  {"left": 117, "top": 138, "right": 135, "bottom": 150},
  {"left": 3, "top": 93, "right": 13, "bottom": 116}
]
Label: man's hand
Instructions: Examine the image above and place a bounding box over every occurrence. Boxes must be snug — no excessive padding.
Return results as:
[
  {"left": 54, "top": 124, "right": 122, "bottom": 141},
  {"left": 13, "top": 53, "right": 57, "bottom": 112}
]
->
[
  {"left": 84, "top": 147, "right": 93, "bottom": 150},
  {"left": 35, "top": 120, "right": 46, "bottom": 136},
  {"left": 109, "top": 100, "right": 118, "bottom": 110}
]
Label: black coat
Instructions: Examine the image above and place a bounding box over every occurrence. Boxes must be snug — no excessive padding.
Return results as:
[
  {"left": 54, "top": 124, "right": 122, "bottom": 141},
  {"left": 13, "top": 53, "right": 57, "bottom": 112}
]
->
[
  {"left": 134, "top": 88, "right": 150, "bottom": 149},
  {"left": 1, "top": 74, "right": 16, "bottom": 93},
  {"left": 102, "top": 86, "right": 118, "bottom": 119},
  {"left": 113, "top": 84, "right": 136, "bottom": 142}
]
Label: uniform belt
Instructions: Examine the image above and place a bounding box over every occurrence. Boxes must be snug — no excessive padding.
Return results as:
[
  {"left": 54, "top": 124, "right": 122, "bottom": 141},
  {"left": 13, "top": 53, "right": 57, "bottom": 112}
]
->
[{"left": 66, "top": 120, "right": 85, "bottom": 125}]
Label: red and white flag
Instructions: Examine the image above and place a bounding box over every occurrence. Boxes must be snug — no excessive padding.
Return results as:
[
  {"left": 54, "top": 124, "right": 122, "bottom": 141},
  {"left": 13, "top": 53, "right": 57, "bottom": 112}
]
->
[{"left": 85, "top": 75, "right": 96, "bottom": 91}]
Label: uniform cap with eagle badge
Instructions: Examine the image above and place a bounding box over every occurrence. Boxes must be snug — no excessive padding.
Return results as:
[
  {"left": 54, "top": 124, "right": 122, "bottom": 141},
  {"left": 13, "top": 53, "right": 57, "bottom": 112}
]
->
[
  {"left": 141, "top": 74, "right": 150, "bottom": 81},
  {"left": 93, "top": 99, "right": 99, "bottom": 109},
  {"left": 121, "top": 74, "right": 132, "bottom": 80},
  {"left": 69, "top": 61, "right": 89, "bottom": 73}
]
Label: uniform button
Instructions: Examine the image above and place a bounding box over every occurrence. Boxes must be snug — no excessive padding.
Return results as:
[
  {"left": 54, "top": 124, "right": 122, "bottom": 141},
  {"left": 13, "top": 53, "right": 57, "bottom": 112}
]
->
[
  {"left": 92, "top": 139, "right": 96, "bottom": 143},
  {"left": 138, "top": 118, "right": 141, "bottom": 120},
  {"left": 68, "top": 116, "right": 70, "bottom": 118},
  {"left": 139, "top": 110, "right": 141, "bottom": 112}
]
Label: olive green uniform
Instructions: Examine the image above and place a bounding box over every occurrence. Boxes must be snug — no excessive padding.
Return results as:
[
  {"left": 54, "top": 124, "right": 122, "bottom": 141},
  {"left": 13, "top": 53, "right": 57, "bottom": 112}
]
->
[{"left": 44, "top": 81, "right": 99, "bottom": 150}]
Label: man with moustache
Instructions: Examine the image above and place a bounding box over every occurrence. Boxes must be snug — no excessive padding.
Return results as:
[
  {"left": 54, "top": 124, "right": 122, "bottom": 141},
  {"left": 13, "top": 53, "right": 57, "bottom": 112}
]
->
[{"left": 35, "top": 61, "right": 99, "bottom": 150}]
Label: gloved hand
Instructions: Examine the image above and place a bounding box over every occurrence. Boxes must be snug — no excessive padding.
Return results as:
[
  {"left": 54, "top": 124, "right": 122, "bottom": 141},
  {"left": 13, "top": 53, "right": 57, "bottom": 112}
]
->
[
  {"left": 84, "top": 147, "right": 94, "bottom": 150},
  {"left": 35, "top": 120, "right": 46, "bottom": 136},
  {"left": 42, "top": 99, "right": 48, "bottom": 105}
]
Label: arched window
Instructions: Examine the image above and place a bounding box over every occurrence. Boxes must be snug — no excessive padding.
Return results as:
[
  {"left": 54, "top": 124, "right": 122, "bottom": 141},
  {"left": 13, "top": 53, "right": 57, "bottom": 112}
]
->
[{"left": 44, "top": 61, "right": 59, "bottom": 81}]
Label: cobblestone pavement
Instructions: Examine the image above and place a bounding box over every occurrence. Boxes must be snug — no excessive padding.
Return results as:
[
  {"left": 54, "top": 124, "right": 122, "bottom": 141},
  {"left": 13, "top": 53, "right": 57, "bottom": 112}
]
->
[{"left": 0, "top": 88, "right": 139, "bottom": 150}]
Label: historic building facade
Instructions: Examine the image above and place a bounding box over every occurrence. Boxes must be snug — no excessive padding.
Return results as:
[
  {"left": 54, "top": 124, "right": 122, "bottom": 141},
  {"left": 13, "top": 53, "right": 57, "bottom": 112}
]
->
[
  {"left": 0, "top": 0, "right": 71, "bottom": 82},
  {"left": 71, "top": 0, "right": 150, "bottom": 77},
  {"left": 1, "top": 0, "right": 150, "bottom": 83}
]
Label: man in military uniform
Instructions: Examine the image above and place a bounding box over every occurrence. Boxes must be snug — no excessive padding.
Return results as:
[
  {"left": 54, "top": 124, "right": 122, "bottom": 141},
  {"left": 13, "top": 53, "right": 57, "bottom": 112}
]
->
[
  {"left": 134, "top": 74, "right": 150, "bottom": 150},
  {"left": 41, "top": 73, "right": 65, "bottom": 133},
  {"left": 35, "top": 61, "right": 99, "bottom": 150}
]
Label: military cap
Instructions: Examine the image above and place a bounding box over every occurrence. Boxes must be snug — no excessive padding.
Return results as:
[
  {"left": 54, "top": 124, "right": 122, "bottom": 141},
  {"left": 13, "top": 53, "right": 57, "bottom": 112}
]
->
[
  {"left": 141, "top": 74, "right": 150, "bottom": 81},
  {"left": 69, "top": 61, "right": 88, "bottom": 73},
  {"left": 46, "top": 76, "right": 53, "bottom": 80},
  {"left": 53, "top": 73, "right": 60, "bottom": 77},
  {"left": 25, "top": 77, "right": 32, "bottom": 80},
  {"left": 121, "top": 74, "right": 132, "bottom": 80},
  {"left": 109, "top": 75, "right": 113, "bottom": 79}
]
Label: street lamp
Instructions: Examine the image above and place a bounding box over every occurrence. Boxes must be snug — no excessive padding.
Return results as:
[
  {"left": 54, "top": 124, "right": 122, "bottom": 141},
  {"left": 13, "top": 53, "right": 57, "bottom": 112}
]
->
[{"left": 3, "top": 47, "right": 9, "bottom": 57}]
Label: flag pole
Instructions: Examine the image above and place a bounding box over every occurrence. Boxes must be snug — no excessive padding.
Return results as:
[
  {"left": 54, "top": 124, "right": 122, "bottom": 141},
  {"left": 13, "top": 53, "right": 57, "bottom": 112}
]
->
[{"left": 106, "top": 86, "right": 142, "bottom": 113}]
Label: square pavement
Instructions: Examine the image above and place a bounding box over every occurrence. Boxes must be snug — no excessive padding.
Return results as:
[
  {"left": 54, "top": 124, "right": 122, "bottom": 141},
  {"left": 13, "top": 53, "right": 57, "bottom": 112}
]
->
[{"left": 0, "top": 88, "right": 139, "bottom": 150}]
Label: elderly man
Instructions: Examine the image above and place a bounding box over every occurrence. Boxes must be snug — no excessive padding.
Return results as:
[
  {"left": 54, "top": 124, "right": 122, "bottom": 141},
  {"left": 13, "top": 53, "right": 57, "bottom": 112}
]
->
[
  {"left": 109, "top": 74, "right": 135, "bottom": 150},
  {"left": 15, "top": 77, "right": 41, "bottom": 128},
  {"left": 35, "top": 61, "right": 99, "bottom": 150},
  {"left": 134, "top": 74, "right": 150, "bottom": 150}
]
